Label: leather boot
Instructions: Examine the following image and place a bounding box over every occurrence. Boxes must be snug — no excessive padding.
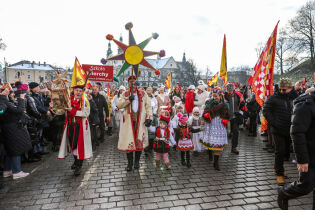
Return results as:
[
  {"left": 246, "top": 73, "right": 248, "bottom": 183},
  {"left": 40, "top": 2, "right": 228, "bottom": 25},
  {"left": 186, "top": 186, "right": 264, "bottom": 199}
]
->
[
  {"left": 181, "top": 151, "right": 186, "bottom": 166},
  {"left": 155, "top": 160, "right": 161, "bottom": 168},
  {"left": 208, "top": 150, "right": 213, "bottom": 161},
  {"left": 126, "top": 152, "right": 133, "bottom": 171},
  {"left": 74, "top": 160, "right": 83, "bottom": 176},
  {"left": 134, "top": 151, "right": 142, "bottom": 169},
  {"left": 277, "top": 176, "right": 285, "bottom": 186},
  {"left": 186, "top": 151, "right": 191, "bottom": 168},
  {"left": 107, "top": 127, "right": 113, "bottom": 136},
  {"left": 214, "top": 155, "right": 220, "bottom": 171},
  {"left": 231, "top": 147, "right": 239, "bottom": 155},
  {"left": 165, "top": 162, "right": 171, "bottom": 170},
  {"left": 277, "top": 188, "right": 288, "bottom": 210},
  {"left": 71, "top": 156, "right": 77, "bottom": 170},
  {"left": 313, "top": 190, "right": 315, "bottom": 210}
]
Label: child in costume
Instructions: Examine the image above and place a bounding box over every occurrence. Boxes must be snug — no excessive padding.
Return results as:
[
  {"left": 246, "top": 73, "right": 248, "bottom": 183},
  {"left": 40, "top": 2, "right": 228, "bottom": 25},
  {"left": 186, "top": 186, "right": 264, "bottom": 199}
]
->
[
  {"left": 188, "top": 107, "right": 204, "bottom": 155},
  {"left": 175, "top": 112, "right": 194, "bottom": 168},
  {"left": 154, "top": 115, "right": 171, "bottom": 169},
  {"left": 170, "top": 105, "right": 184, "bottom": 148},
  {"left": 200, "top": 88, "right": 229, "bottom": 170}
]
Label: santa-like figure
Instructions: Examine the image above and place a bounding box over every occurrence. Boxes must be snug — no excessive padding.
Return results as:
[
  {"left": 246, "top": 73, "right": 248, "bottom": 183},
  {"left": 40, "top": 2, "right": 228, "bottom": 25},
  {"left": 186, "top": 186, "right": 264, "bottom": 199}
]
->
[
  {"left": 194, "top": 84, "right": 209, "bottom": 115},
  {"left": 156, "top": 85, "right": 170, "bottom": 115},
  {"left": 58, "top": 85, "right": 93, "bottom": 176},
  {"left": 117, "top": 75, "right": 152, "bottom": 171}
]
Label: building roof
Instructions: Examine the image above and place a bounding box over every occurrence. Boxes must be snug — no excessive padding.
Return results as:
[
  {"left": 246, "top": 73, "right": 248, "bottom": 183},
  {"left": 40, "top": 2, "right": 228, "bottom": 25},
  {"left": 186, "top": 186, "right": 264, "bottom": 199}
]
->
[
  {"left": 141, "top": 57, "right": 178, "bottom": 69},
  {"left": 7, "top": 60, "right": 55, "bottom": 71}
]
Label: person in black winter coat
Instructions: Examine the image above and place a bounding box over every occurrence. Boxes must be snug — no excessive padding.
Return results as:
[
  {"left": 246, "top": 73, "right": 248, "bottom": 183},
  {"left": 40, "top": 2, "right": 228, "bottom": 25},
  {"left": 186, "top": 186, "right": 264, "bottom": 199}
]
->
[
  {"left": 87, "top": 94, "right": 100, "bottom": 151},
  {"left": 278, "top": 91, "right": 315, "bottom": 210},
  {"left": 29, "top": 82, "right": 50, "bottom": 155},
  {"left": 91, "top": 86, "right": 109, "bottom": 142},
  {"left": 246, "top": 94, "right": 260, "bottom": 137},
  {"left": 263, "top": 78, "right": 299, "bottom": 185},
  {"left": 0, "top": 89, "right": 32, "bottom": 179}
]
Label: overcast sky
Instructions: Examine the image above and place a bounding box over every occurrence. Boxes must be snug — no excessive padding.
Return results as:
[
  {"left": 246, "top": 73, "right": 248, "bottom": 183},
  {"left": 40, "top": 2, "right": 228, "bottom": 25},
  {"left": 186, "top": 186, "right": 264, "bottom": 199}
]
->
[{"left": 0, "top": 0, "right": 309, "bottom": 74}]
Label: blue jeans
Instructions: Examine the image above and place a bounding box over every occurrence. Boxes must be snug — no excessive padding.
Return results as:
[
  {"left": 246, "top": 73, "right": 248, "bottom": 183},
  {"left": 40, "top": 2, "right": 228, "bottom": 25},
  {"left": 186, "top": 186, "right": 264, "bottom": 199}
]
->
[
  {"left": 33, "top": 143, "right": 42, "bottom": 153},
  {"left": 4, "top": 155, "right": 21, "bottom": 174}
]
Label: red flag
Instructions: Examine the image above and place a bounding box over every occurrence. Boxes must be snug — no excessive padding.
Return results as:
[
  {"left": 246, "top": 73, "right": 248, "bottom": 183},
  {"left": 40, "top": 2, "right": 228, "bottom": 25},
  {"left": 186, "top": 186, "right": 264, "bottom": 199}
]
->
[{"left": 249, "top": 21, "right": 279, "bottom": 132}]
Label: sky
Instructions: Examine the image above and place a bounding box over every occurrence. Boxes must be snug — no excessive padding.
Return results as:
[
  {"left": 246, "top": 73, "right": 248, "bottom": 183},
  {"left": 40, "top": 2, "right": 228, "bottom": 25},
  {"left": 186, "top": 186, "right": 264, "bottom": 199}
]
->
[{"left": 0, "top": 0, "right": 309, "bottom": 74}]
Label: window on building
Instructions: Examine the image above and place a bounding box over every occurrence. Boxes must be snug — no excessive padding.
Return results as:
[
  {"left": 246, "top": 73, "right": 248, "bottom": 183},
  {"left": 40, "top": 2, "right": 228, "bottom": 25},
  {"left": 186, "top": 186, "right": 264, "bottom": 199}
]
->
[
  {"left": 45, "top": 75, "right": 47, "bottom": 80},
  {"left": 148, "top": 72, "right": 151, "bottom": 77},
  {"left": 14, "top": 74, "right": 18, "bottom": 79},
  {"left": 27, "top": 75, "right": 30, "bottom": 79}
]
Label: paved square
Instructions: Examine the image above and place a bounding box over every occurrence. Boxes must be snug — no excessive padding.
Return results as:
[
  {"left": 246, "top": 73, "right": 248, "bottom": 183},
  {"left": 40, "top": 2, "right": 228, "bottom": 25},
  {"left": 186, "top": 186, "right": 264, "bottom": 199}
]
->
[{"left": 0, "top": 130, "right": 312, "bottom": 209}]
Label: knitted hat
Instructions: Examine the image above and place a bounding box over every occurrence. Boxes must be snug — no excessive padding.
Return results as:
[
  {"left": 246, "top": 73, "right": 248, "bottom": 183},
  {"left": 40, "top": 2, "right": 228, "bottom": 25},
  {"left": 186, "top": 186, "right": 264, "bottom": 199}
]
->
[
  {"left": 159, "top": 115, "right": 170, "bottom": 125},
  {"left": 188, "top": 85, "right": 195, "bottom": 90},
  {"left": 197, "top": 85, "right": 204, "bottom": 91},
  {"left": 17, "top": 83, "right": 29, "bottom": 91},
  {"left": 193, "top": 107, "right": 200, "bottom": 114},
  {"left": 29, "top": 82, "right": 39, "bottom": 90},
  {"left": 279, "top": 78, "right": 292, "bottom": 87},
  {"left": 177, "top": 112, "right": 188, "bottom": 125}
]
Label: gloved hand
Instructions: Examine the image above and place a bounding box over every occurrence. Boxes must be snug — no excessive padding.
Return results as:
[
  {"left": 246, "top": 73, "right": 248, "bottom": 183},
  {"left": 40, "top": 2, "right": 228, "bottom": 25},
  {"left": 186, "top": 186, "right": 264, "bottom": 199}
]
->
[
  {"left": 204, "top": 112, "right": 211, "bottom": 120},
  {"left": 129, "top": 95, "right": 135, "bottom": 101},
  {"left": 144, "top": 119, "right": 152, "bottom": 127},
  {"left": 221, "top": 119, "right": 228, "bottom": 127}
]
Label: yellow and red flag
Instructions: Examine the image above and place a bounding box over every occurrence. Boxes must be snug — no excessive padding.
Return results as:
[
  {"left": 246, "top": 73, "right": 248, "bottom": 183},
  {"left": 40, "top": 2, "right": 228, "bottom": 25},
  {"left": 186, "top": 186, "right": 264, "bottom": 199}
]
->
[
  {"left": 219, "top": 35, "right": 228, "bottom": 87},
  {"left": 249, "top": 22, "right": 279, "bottom": 133},
  {"left": 164, "top": 72, "right": 172, "bottom": 89},
  {"left": 70, "top": 57, "right": 92, "bottom": 92},
  {"left": 207, "top": 72, "right": 219, "bottom": 86}
]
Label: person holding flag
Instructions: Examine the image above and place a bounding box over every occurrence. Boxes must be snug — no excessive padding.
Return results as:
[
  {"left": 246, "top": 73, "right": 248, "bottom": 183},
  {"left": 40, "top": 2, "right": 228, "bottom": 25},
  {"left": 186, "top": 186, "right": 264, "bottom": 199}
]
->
[{"left": 58, "top": 57, "right": 93, "bottom": 176}]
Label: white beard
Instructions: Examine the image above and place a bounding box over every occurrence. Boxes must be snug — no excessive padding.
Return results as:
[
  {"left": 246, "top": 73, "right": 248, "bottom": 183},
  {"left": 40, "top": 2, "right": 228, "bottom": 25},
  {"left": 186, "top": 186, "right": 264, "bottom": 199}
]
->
[{"left": 193, "top": 116, "right": 200, "bottom": 121}]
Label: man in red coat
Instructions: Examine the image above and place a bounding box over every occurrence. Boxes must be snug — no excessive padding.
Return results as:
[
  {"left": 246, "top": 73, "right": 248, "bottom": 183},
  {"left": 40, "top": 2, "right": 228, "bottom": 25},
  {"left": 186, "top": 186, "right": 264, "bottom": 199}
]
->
[{"left": 58, "top": 85, "right": 93, "bottom": 176}]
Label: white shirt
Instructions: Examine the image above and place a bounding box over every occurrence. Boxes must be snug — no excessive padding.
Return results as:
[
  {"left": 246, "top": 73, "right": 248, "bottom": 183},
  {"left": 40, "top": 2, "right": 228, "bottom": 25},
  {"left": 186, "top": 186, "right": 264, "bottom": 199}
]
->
[{"left": 132, "top": 93, "right": 139, "bottom": 113}]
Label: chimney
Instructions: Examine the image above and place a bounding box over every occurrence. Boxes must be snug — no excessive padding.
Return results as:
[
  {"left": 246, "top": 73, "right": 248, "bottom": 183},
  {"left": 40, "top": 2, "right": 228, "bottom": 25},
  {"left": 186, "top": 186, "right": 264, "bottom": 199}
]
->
[
  {"left": 32, "top": 61, "right": 35, "bottom": 68},
  {"left": 44, "top": 62, "right": 46, "bottom": 66},
  {"left": 38, "top": 61, "right": 40, "bottom": 66}
]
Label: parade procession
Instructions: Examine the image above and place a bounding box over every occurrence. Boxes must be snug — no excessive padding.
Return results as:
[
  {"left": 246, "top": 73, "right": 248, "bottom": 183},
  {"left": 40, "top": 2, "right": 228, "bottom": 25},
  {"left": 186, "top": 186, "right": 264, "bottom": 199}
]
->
[{"left": 1, "top": 1, "right": 315, "bottom": 209}]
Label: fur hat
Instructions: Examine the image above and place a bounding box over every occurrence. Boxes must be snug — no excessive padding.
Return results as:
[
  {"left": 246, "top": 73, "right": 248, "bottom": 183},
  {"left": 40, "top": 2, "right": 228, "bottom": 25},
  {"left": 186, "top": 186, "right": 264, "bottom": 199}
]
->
[
  {"left": 188, "top": 85, "right": 195, "bottom": 90},
  {"left": 197, "top": 85, "right": 204, "bottom": 91},
  {"left": 119, "top": 86, "right": 126, "bottom": 91},
  {"left": 279, "top": 78, "right": 292, "bottom": 87}
]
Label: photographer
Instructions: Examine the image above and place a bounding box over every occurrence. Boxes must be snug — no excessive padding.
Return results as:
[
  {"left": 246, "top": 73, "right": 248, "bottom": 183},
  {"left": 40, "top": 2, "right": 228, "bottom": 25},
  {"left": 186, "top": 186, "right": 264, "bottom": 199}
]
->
[{"left": 0, "top": 88, "right": 32, "bottom": 179}]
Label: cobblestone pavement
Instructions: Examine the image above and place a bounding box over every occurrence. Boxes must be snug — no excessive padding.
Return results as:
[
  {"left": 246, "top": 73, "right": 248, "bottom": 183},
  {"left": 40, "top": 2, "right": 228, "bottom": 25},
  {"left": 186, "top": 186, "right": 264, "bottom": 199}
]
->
[{"left": 0, "top": 129, "right": 313, "bottom": 210}]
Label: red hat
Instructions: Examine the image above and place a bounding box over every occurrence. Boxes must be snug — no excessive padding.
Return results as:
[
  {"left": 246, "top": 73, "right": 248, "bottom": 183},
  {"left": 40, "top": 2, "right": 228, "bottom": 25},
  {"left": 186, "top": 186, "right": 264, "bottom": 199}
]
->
[
  {"left": 128, "top": 75, "right": 137, "bottom": 81},
  {"left": 71, "top": 84, "right": 85, "bottom": 89},
  {"left": 159, "top": 115, "right": 170, "bottom": 125}
]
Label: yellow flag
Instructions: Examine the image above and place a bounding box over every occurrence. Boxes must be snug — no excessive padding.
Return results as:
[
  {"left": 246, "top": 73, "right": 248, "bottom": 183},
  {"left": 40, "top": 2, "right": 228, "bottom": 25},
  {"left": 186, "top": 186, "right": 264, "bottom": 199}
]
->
[
  {"left": 164, "top": 72, "right": 172, "bottom": 89},
  {"left": 208, "top": 72, "right": 219, "bottom": 86},
  {"left": 219, "top": 35, "right": 227, "bottom": 87},
  {"left": 70, "top": 57, "right": 91, "bottom": 92}
]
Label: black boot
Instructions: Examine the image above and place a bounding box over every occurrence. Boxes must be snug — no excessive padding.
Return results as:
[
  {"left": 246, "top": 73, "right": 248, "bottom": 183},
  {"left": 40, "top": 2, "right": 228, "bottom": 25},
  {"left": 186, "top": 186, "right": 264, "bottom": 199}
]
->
[
  {"left": 186, "top": 151, "right": 191, "bottom": 168},
  {"left": 313, "top": 190, "right": 315, "bottom": 210},
  {"left": 277, "top": 188, "right": 288, "bottom": 210},
  {"left": 134, "top": 151, "right": 142, "bottom": 170},
  {"left": 74, "top": 160, "right": 83, "bottom": 176},
  {"left": 126, "top": 152, "right": 133, "bottom": 171},
  {"left": 208, "top": 150, "right": 213, "bottom": 161},
  {"left": 181, "top": 151, "right": 186, "bottom": 166},
  {"left": 71, "top": 156, "right": 77, "bottom": 170},
  {"left": 107, "top": 127, "right": 113, "bottom": 136},
  {"left": 214, "top": 155, "right": 220, "bottom": 171}
]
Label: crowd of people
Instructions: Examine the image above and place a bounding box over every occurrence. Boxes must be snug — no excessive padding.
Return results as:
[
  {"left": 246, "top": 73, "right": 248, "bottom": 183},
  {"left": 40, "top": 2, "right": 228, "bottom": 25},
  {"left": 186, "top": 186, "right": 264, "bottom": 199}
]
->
[{"left": 0, "top": 76, "right": 314, "bottom": 210}]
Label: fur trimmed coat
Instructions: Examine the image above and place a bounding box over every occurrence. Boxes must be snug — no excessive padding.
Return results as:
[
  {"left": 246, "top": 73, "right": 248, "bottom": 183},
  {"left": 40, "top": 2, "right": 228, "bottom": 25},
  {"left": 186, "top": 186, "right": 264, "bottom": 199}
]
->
[{"left": 117, "top": 88, "right": 152, "bottom": 152}]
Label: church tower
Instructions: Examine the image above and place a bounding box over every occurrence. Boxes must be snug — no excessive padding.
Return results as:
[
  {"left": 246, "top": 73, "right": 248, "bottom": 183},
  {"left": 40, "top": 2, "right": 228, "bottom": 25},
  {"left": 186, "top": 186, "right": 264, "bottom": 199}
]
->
[
  {"left": 118, "top": 34, "right": 123, "bottom": 54},
  {"left": 106, "top": 42, "right": 113, "bottom": 58}
]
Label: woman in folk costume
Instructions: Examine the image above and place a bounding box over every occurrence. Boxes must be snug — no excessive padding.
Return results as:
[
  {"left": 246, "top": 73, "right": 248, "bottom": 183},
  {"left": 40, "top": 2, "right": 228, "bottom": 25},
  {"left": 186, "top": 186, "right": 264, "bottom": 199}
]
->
[
  {"left": 117, "top": 75, "right": 152, "bottom": 171},
  {"left": 111, "top": 86, "right": 125, "bottom": 133},
  {"left": 200, "top": 88, "right": 230, "bottom": 171},
  {"left": 58, "top": 85, "right": 92, "bottom": 176},
  {"left": 154, "top": 114, "right": 171, "bottom": 169},
  {"left": 188, "top": 107, "right": 204, "bottom": 155},
  {"left": 156, "top": 85, "right": 170, "bottom": 115},
  {"left": 175, "top": 112, "right": 194, "bottom": 168}
]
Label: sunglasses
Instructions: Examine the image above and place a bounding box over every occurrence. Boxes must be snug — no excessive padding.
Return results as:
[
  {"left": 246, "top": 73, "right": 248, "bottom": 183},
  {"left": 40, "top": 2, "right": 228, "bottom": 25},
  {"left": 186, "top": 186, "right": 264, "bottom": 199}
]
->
[{"left": 280, "top": 88, "right": 288, "bottom": 92}]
